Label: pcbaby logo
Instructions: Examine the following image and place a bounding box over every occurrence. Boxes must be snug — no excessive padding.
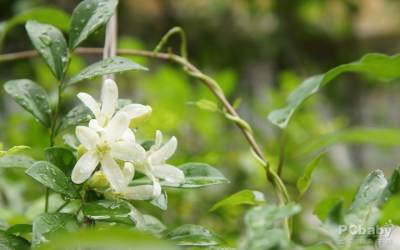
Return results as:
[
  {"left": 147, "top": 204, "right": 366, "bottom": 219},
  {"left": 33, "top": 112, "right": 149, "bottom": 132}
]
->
[{"left": 338, "top": 224, "right": 393, "bottom": 239}]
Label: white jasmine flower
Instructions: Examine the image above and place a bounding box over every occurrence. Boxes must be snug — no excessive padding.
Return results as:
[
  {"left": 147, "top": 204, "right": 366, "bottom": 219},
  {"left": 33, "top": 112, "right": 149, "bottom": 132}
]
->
[
  {"left": 77, "top": 78, "right": 152, "bottom": 128},
  {"left": 130, "top": 130, "right": 184, "bottom": 198},
  {"left": 71, "top": 112, "right": 146, "bottom": 192}
]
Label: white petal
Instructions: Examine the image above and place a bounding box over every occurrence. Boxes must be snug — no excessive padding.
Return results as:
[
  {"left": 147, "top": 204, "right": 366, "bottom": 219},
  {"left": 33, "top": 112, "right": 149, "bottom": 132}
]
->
[
  {"left": 122, "top": 129, "right": 135, "bottom": 143},
  {"left": 123, "top": 185, "right": 157, "bottom": 200},
  {"left": 77, "top": 93, "right": 100, "bottom": 118},
  {"left": 154, "top": 130, "right": 163, "bottom": 149},
  {"left": 88, "top": 119, "right": 104, "bottom": 132},
  {"left": 101, "top": 79, "right": 118, "bottom": 118},
  {"left": 123, "top": 162, "right": 135, "bottom": 185},
  {"left": 100, "top": 153, "right": 125, "bottom": 192},
  {"left": 149, "top": 136, "right": 177, "bottom": 165},
  {"left": 119, "top": 104, "right": 152, "bottom": 120},
  {"left": 71, "top": 151, "right": 99, "bottom": 184},
  {"left": 104, "top": 112, "right": 129, "bottom": 142},
  {"left": 76, "top": 126, "right": 100, "bottom": 150},
  {"left": 110, "top": 141, "right": 146, "bottom": 163},
  {"left": 152, "top": 164, "right": 184, "bottom": 184}
]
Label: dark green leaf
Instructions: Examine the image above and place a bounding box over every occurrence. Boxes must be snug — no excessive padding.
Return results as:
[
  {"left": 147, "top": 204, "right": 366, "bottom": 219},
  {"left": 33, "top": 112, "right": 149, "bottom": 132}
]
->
[
  {"left": 4, "top": 79, "right": 52, "bottom": 127},
  {"left": 297, "top": 154, "right": 323, "bottom": 196},
  {"left": 82, "top": 200, "right": 133, "bottom": 225},
  {"left": 268, "top": 53, "right": 400, "bottom": 128},
  {"left": 0, "top": 155, "right": 35, "bottom": 168},
  {"left": 69, "top": 0, "right": 118, "bottom": 49},
  {"left": 6, "top": 224, "right": 32, "bottom": 238},
  {"left": 66, "top": 57, "right": 147, "bottom": 85},
  {"left": 167, "top": 224, "right": 222, "bottom": 247},
  {"left": 57, "top": 104, "right": 92, "bottom": 133},
  {"left": 44, "top": 147, "right": 76, "bottom": 175},
  {"left": 35, "top": 227, "right": 178, "bottom": 250},
  {"left": 0, "top": 7, "right": 70, "bottom": 49},
  {"left": 0, "top": 230, "right": 30, "bottom": 250},
  {"left": 380, "top": 166, "right": 400, "bottom": 204},
  {"left": 313, "top": 197, "right": 343, "bottom": 221},
  {"left": 26, "top": 161, "right": 78, "bottom": 198},
  {"left": 32, "top": 213, "right": 79, "bottom": 246},
  {"left": 210, "top": 189, "right": 265, "bottom": 212},
  {"left": 25, "top": 21, "right": 69, "bottom": 80}
]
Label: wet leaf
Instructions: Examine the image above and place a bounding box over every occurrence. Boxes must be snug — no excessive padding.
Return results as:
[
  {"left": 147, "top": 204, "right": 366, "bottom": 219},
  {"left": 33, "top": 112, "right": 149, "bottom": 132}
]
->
[
  {"left": 25, "top": 21, "right": 69, "bottom": 80},
  {"left": 66, "top": 57, "right": 147, "bottom": 86},
  {"left": 26, "top": 161, "right": 79, "bottom": 198},
  {"left": 4, "top": 79, "right": 52, "bottom": 127},
  {"left": 69, "top": 0, "right": 118, "bottom": 49}
]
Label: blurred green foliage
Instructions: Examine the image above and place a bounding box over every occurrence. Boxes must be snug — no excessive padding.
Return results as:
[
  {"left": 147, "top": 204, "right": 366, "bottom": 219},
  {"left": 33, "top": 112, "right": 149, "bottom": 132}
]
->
[{"left": 2, "top": 0, "right": 400, "bottom": 248}]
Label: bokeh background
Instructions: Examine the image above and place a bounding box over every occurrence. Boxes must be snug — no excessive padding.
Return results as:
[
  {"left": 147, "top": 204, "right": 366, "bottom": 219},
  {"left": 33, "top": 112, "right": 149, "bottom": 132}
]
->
[{"left": 1, "top": 0, "right": 400, "bottom": 246}]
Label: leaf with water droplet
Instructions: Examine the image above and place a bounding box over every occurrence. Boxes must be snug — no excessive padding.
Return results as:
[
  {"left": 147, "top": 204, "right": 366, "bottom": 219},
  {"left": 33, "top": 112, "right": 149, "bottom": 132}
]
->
[
  {"left": 32, "top": 213, "right": 79, "bottom": 246},
  {"left": 26, "top": 21, "right": 69, "bottom": 80},
  {"left": 4, "top": 79, "right": 51, "bottom": 127},
  {"left": 26, "top": 161, "right": 79, "bottom": 198},
  {"left": 69, "top": 0, "right": 118, "bottom": 49},
  {"left": 66, "top": 57, "right": 147, "bottom": 86}
]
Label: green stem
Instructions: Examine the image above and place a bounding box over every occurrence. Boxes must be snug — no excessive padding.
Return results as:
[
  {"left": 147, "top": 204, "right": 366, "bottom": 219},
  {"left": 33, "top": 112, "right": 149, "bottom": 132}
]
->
[
  {"left": 55, "top": 200, "right": 70, "bottom": 212},
  {"left": 44, "top": 188, "right": 49, "bottom": 212},
  {"left": 46, "top": 81, "right": 64, "bottom": 213}
]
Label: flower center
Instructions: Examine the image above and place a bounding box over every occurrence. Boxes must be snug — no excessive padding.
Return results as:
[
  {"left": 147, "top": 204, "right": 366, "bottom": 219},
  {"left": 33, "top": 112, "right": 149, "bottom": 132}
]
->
[{"left": 96, "top": 142, "right": 110, "bottom": 156}]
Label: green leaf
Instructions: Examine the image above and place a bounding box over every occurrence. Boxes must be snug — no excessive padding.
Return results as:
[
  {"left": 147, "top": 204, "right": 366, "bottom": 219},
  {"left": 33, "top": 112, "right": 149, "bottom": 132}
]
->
[
  {"left": 380, "top": 166, "right": 400, "bottom": 204},
  {"left": 314, "top": 197, "right": 343, "bottom": 221},
  {"left": 44, "top": 147, "right": 76, "bottom": 175},
  {"left": 210, "top": 189, "right": 265, "bottom": 212},
  {"left": 25, "top": 21, "right": 69, "bottom": 80},
  {"left": 167, "top": 224, "right": 222, "bottom": 247},
  {"left": 0, "top": 7, "right": 70, "bottom": 49},
  {"left": 69, "top": 0, "right": 118, "bottom": 49},
  {"left": 82, "top": 200, "right": 133, "bottom": 225},
  {"left": 130, "top": 162, "right": 229, "bottom": 188},
  {"left": 0, "top": 155, "right": 35, "bottom": 168},
  {"left": 0, "top": 230, "right": 30, "bottom": 250},
  {"left": 66, "top": 57, "right": 147, "bottom": 85},
  {"left": 137, "top": 215, "right": 167, "bottom": 235},
  {"left": 32, "top": 213, "right": 79, "bottom": 246},
  {"left": 26, "top": 161, "right": 78, "bottom": 198},
  {"left": 174, "top": 162, "right": 229, "bottom": 188},
  {"left": 4, "top": 79, "right": 52, "bottom": 127},
  {"left": 298, "top": 128, "right": 400, "bottom": 156},
  {"left": 6, "top": 224, "right": 32, "bottom": 237},
  {"left": 344, "top": 170, "right": 387, "bottom": 228},
  {"left": 297, "top": 155, "right": 323, "bottom": 196},
  {"left": 192, "top": 99, "right": 220, "bottom": 112},
  {"left": 242, "top": 203, "right": 302, "bottom": 250},
  {"left": 35, "top": 227, "right": 178, "bottom": 250},
  {"left": 57, "top": 104, "right": 92, "bottom": 133},
  {"left": 0, "top": 145, "right": 30, "bottom": 157},
  {"left": 268, "top": 53, "right": 400, "bottom": 129}
]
